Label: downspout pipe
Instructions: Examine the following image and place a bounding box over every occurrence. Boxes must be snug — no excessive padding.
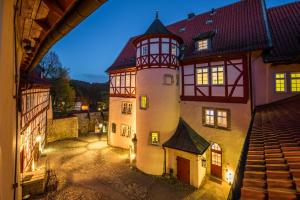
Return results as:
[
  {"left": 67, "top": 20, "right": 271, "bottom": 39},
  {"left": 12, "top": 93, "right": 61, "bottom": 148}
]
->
[{"left": 13, "top": 1, "right": 20, "bottom": 199}]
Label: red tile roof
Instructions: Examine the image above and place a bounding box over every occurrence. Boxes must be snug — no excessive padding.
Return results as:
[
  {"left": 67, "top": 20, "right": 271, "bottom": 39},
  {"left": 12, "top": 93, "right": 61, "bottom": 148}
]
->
[
  {"left": 241, "top": 95, "right": 300, "bottom": 199},
  {"left": 264, "top": 2, "right": 300, "bottom": 63},
  {"left": 107, "top": 0, "right": 271, "bottom": 72}
]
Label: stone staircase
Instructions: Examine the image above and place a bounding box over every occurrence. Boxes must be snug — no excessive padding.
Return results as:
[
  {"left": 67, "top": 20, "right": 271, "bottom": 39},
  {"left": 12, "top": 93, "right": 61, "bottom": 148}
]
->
[{"left": 240, "top": 98, "right": 300, "bottom": 200}]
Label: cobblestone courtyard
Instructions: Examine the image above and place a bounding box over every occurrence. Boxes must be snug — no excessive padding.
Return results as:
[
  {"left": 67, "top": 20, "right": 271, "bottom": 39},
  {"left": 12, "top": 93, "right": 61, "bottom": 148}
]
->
[{"left": 35, "top": 133, "right": 229, "bottom": 200}]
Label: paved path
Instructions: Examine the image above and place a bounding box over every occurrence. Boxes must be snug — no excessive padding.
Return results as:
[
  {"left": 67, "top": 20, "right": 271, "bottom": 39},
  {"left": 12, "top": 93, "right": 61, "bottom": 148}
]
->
[{"left": 34, "top": 133, "right": 229, "bottom": 200}]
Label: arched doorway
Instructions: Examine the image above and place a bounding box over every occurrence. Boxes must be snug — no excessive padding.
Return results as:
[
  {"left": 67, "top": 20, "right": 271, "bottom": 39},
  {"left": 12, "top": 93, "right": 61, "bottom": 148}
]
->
[{"left": 211, "top": 143, "right": 222, "bottom": 178}]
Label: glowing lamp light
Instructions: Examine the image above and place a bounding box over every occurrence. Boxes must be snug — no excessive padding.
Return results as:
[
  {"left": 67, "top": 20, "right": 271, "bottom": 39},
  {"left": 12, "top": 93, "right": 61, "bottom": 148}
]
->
[
  {"left": 81, "top": 105, "right": 89, "bottom": 111},
  {"left": 226, "top": 168, "right": 234, "bottom": 184},
  {"left": 99, "top": 123, "right": 103, "bottom": 128},
  {"left": 36, "top": 135, "right": 42, "bottom": 142}
]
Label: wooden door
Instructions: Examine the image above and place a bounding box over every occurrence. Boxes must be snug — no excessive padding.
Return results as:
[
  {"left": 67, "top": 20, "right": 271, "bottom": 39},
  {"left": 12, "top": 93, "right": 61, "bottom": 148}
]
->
[
  {"left": 211, "top": 143, "right": 222, "bottom": 178},
  {"left": 177, "top": 156, "right": 190, "bottom": 184}
]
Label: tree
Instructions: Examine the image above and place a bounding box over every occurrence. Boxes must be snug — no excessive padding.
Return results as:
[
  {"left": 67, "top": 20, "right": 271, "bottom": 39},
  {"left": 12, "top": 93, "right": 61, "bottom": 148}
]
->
[
  {"left": 39, "top": 51, "right": 62, "bottom": 79},
  {"left": 39, "top": 51, "right": 75, "bottom": 114}
]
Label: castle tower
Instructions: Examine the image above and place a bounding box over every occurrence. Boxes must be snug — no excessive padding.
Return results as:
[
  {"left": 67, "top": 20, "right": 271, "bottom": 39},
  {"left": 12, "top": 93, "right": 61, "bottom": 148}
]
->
[{"left": 133, "top": 17, "right": 182, "bottom": 175}]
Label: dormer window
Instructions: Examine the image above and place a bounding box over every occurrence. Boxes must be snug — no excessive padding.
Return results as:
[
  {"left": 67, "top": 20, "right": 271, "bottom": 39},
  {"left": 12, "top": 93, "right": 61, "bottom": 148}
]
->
[{"left": 196, "top": 39, "right": 209, "bottom": 51}]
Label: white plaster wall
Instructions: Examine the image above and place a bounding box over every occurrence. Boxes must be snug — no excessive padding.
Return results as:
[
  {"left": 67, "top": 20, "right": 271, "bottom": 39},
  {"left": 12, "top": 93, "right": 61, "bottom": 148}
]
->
[
  {"left": 108, "top": 97, "right": 136, "bottom": 149},
  {"left": 0, "top": 0, "right": 19, "bottom": 199},
  {"left": 166, "top": 148, "right": 206, "bottom": 188},
  {"left": 136, "top": 68, "right": 180, "bottom": 175},
  {"left": 251, "top": 53, "right": 300, "bottom": 106},
  {"left": 180, "top": 100, "right": 251, "bottom": 182}
]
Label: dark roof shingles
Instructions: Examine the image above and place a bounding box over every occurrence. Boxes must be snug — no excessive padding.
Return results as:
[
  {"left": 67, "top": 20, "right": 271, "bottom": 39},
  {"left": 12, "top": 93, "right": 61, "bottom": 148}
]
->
[
  {"left": 163, "top": 119, "right": 210, "bottom": 155},
  {"left": 264, "top": 2, "right": 300, "bottom": 63},
  {"left": 107, "top": 0, "right": 271, "bottom": 72}
]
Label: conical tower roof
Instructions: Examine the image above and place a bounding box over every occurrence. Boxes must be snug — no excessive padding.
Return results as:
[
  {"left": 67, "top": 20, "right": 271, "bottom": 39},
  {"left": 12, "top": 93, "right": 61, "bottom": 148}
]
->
[{"left": 144, "top": 18, "right": 173, "bottom": 35}]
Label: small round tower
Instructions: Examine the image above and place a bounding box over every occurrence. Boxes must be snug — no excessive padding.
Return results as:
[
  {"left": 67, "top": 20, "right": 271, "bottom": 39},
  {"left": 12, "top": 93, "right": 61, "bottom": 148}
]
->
[{"left": 133, "top": 17, "right": 182, "bottom": 175}]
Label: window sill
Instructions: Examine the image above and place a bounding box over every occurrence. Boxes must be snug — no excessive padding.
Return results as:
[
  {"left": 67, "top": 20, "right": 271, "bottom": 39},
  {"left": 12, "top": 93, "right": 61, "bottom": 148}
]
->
[{"left": 203, "top": 124, "right": 230, "bottom": 131}]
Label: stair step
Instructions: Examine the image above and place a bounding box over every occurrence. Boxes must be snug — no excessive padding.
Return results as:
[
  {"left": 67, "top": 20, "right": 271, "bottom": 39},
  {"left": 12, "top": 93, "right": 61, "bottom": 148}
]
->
[
  {"left": 241, "top": 187, "right": 267, "bottom": 200},
  {"left": 246, "top": 165, "right": 266, "bottom": 171},
  {"left": 268, "top": 188, "right": 297, "bottom": 200},
  {"left": 248, "top": 155, "right": 264, "bottom": 160},
  {"left": 289, "top": 162, "right": 300, "bottom": 169},
  {"left": 248, "top": 151, "right": 264, "bottom": 155},
  {"left": 243, "top": 178, "right": 266, "bottom": 188},
  {"left": 265, "top": 141, "right": 280, "bottom": 146},
  {"left": 267, "top": 170, "right": 291, "bottom": 179},
  {"left": 266, "top": 164, "right": 289, "bottom": 171},
  {"left": 247, "top": 160, "right": 265, "bottom": 165},
  {"left": 265, "top": 153, "right": 283, "bottom": 159},
  {"left": 266, "top": 158, "right": 286, "bottom": 164},
  {"left": 282, "top": 147, "right": 300, "bottom": 151},
  {"left": 267, "top": 178, "right": 294, "bottom": 189},
  {"left": 244, "top": 171, "right": 266, "bottom": 179},
  {"left": 265, "top": 148, "right": 281, "bottom": 154}
]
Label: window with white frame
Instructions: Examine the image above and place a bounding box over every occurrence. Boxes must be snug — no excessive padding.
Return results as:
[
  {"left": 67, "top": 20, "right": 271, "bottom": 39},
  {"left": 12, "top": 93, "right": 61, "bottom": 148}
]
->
[
  {"left": 211, "top": 66, "right": 224, "bottom": 85},
  {"left": 196, "top": 68, "right": 209, "bottom": 85},
  {"left": 125, "top": 74, "right": 131, "bottom": 87},
  {"left": 121, "top": 124, "right": 131, "bottom": 137},
  {"left": 163, "top": 74, "right": 174, "bottom": 85},
  {"left": 171, "top": 44, "right": 177, "bottom": 56},
  {"left": 291, "top": 72, "right": 300, "bottom": 92},
  {"left": 121, "top": 102, "right": 132, "bottom": 114},
  {"left": 196, "top": 39, "right": 209, "bottom": 51},
  {"left": 275, "top": 73, "right": 286, "bottom": 92},
  {"left": 204, "top": 109, "right": 215, "bottom": 126},
  {"left": 217, "top": 110, "right": 228, "bottom": 128},
  {"left": 141, "top": 45, "right": 148, "bottom": 56},
  {"left": 203, "top": 107, "right": 230, "bottom": 129}
]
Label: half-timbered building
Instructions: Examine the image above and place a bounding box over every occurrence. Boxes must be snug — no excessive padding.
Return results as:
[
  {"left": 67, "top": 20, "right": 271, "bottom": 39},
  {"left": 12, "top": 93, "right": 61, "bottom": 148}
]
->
[
  {"left": 19, "top": 67, "right": 52, "bottom": 175},
  {"left": 106, "top": 0, "right": 300, "bottom": 195}
]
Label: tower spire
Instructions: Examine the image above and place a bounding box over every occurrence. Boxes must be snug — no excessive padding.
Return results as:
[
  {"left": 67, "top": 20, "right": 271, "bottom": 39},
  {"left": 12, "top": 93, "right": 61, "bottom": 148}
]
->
[{"left": 155, "top": 9, "right": 159, "bottom": 19}]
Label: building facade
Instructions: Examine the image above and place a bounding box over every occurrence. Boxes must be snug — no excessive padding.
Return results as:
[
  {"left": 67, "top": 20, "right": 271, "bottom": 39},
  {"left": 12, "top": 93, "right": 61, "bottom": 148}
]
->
[{"left": 106, "top": 0, "right": 300, "bottom": 192}]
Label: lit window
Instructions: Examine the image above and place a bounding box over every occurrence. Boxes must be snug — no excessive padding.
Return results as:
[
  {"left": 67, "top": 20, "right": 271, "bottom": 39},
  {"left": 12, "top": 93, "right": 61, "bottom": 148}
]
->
[
  {"left": 121, "top": 124, "right": 131, "bottom": 137},
  {"left": 112, "top": 123, "right": 116, "bottom": 133},
  {"left": 141, "top": 45, "right": 148, "bottom": 56},
  {"left": 211, "top": 143, "right": 221, "bottom": 166},
  {"left": 196, "top": 39, "right": 208, "bottom": 51},
  {"left": 171, "top": 44, "right": 177, "bottom": 56},
  {"left": 196, "top": 68, "right": 209, "bottom": 85},
  {"left": 212, "top": 66, "right": 224, "bottom": 85},
  {"left": 121, "top": 102, "right": 132, "bottom": 114},
  {"left": 150, "top": 132, "right": 159, "bottom": 145},
  {"left": 291, "top": 72, "right": 300, "bottom": 92},
  {"left": 140, "top": 95, "right": 148, "bottom": 109},
  {"left": 205, "top": 109, "right": 215, "bottom": 126},
  {"left": 115, "top": 75, "right": 120, "bottom": 87},
  {"left": 275, "top": 73, "right": 286, "bottom": 92},
  {"left": 217, "top": 110, "right": 228, "bottom": 128}
]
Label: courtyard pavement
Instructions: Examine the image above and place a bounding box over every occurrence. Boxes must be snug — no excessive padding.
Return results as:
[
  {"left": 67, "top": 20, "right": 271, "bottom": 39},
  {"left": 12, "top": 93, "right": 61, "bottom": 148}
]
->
[{"left": 34, "top": 133, "right": 230, "bottom": 200}]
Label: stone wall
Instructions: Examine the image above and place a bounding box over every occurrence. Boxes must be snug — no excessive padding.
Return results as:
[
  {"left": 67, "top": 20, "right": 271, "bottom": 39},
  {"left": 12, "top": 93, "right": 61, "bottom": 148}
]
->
[
  {"left": 74, "top": 112, "right": 107, "bottom": 135},
  {"left": 47, "top": 116, "right": 78, "bottom": 143}
]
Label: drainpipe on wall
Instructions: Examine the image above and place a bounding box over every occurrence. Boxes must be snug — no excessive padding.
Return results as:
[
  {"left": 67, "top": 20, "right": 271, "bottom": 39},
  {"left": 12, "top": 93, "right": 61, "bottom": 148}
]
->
[
  {"left": 163, "top": 147, "right": 167, "bottom": 175},
  {"left": 13, "top": 1, "right": 20, "bottom": 199}
]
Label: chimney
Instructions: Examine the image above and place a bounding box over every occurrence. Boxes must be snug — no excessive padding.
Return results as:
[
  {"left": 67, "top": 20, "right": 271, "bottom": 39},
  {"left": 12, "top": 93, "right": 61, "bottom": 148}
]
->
[
  {"left": 188, "top": 13, "right": 195, "bottom": 19},
  {"left": 210, "top": 8, "right": 216, "bottom": 15}
]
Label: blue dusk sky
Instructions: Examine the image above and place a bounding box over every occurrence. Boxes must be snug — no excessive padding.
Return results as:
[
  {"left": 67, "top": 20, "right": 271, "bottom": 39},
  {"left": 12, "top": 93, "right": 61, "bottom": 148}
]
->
[{"left": 50, "top": 0, "right": 298, "bottom": 83}]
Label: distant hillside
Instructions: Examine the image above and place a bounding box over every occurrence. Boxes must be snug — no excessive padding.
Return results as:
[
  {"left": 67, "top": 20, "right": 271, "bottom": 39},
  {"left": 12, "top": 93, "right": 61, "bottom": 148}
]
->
[{"left": 70, "top": 80, "right": 109, "bottom": 104}]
